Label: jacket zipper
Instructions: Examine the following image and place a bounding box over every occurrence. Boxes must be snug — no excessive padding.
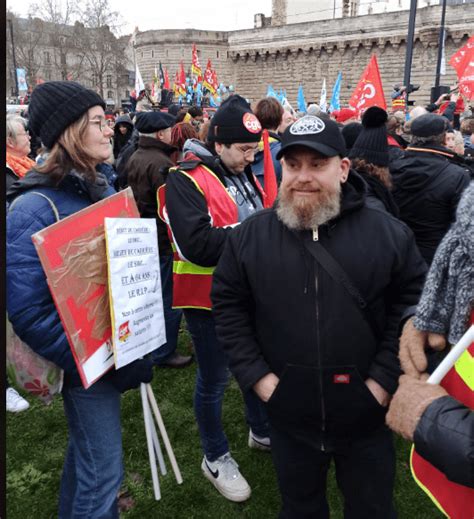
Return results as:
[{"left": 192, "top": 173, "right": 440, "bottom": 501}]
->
[{"left": 313, "top": 227, "right": 326, "bottom": 451}]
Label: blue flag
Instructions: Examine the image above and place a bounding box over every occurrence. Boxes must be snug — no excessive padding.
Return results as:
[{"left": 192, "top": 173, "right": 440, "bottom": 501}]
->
[
  {"left": 267, "top": 85, "right": 278, "bottom": 98},
  {"left": 329, "top": 72, "right": 342, "bottom": 113},
  {"left": 297, "top": 85, "right": 307, "bottom": 112}
]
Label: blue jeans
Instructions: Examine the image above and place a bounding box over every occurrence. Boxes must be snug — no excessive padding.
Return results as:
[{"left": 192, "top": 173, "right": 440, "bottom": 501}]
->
[
  {"left": 152, "top": 254, "right": 183, "bottom": 364},
  {"left": 184, "top": 309, "right": 269, "bottom": 461},
  {"left": 59, "top": 379, "right": 123, "bottom": 519}
]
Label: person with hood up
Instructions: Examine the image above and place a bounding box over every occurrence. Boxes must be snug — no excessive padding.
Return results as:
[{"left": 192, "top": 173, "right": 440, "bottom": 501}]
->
[
  {"left": 6, "top": 81, "right": 153, "bottom": 518},
  {"left": 349, "top": 107, "right": 399, "bottom": 217},
  {"left": 390, "top": 113, "right": 471, "bottom": 266},
  {"left": 160, "top": 95, "right": 270, "bottom": 503},
  {"left": 210, "top": 114, "right": 427, "bottom": 518},
  {"left": 112, "top": 114, "right": 134, "bottom": 159}
]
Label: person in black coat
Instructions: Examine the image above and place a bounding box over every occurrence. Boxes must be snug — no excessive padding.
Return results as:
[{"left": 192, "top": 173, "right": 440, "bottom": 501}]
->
[
  {"left": 112, "top": 114, "right": 134, "bottom": 159},
  {"left": 390, "top": 113, "right": 470, "bottom": 266},
  {"left": 348, "top": 107, "right": 399, "bottom": 217},
  {"left": 211, "top": 115, "right": 427, "bottom": 518}
]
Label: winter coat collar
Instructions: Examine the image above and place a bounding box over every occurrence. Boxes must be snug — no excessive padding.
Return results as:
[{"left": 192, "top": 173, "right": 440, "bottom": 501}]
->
[{"left": 137, "top": 136, "right": 177, "bottom": 156}]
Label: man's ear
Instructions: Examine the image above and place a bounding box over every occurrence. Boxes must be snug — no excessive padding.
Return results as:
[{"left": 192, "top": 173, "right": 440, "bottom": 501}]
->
[
  {"left": 214, "top": 142, "right": 223, "bottom": 155},
  {"left": 340, "top": 157, "right": 351, "bottom": 183}
]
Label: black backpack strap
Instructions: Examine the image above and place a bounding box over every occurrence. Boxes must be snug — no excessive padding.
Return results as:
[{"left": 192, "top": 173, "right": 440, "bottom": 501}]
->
[{"left": 301, "top": 236, "right": 381, "bottom": 340}]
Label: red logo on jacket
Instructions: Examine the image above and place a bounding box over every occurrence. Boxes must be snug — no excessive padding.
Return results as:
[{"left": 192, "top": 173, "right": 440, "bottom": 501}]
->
[{"left": 333, "top": 374, "right": 351, "bottom": 384}]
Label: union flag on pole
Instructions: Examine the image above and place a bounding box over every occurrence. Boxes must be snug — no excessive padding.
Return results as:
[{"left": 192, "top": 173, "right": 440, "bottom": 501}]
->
[
  {"left": 178, "top": 61, "right": 186, "bottom": 96},
  {"left": 349, "top": 55, "right": 386, "bottom": 112},
  {"left": 191, "top": 43, "right": 202, "bottom": 79},
  {"left": 163, "top": 67, "right": 170, "bottom": 90},
  {"left": 203, "top": 59, "right": 216, "bottom": 95},
  {"left": 449, "top": 36, "right": 474, "bottom": 100},
  {"left": 410, "top": 321, "right": 474, "bottom": 519}
]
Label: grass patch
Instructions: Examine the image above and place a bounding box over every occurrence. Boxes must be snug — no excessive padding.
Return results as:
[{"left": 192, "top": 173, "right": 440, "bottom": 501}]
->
[{"left": 7, "top": 331, "right": 442, "bottom": 518}]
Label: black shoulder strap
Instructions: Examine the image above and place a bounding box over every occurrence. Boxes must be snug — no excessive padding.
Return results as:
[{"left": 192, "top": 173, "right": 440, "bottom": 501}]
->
[{"left": 302, "top": 237, "right": 381, "bottom": 339}]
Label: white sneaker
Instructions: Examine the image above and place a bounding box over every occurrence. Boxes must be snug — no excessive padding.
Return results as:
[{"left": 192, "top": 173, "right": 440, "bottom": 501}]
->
[
  {"left": 248, "top": 430, "right": 271, "bottom": 452},
  {"left": 6, "top": 387, "right": 30, "bottom": 413},
  {"left": 201, "top": 453, "right": 251, "bottom": 502}
]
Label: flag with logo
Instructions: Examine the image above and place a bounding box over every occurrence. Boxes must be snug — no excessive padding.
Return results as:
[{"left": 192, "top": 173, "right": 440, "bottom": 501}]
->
[
  {"left": 191, "top": 43, "right": 202, "bottom": 79},
  {"left": 410, "top": 322, "right": 474, "bottom": 519},
  {"left": 135, "top": 64, "right": 145, "bottom": 95},
  {"left": 203, "top": 59, "right": 216, "bottom": 95},
  {"left": 449, "top": 36, "right": 474, "bottom": 100},
  {"left": 163, "top": 67, "right": 170, "bottom": 90},
  {"left": 297, "top": 85, "right": 307, "bottom": 112},
  {"left": 159, "top": 62, "right": 165, "bottom": 87},
  {"left": 178, "top": 61, "right": 186, "bottom": 96},
  {"left": 319, "top": 78, "right": 327, "bottom": 112},
  {"left": 329, "top": 72, "right": 342, "bottom": 112},
  {"left": 349, "top": 55, "right": 386, "bottom": 111}
]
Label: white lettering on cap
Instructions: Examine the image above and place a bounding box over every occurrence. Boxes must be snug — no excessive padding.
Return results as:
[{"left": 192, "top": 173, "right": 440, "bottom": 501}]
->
[{"left": 289, "top": 115, "right": 325, "bottom": 135}]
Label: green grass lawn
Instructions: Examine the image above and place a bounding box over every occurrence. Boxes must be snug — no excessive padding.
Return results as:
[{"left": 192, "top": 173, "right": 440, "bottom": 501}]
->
[{"left": 7, "top": 333, "right": 443, "bottom": 518}]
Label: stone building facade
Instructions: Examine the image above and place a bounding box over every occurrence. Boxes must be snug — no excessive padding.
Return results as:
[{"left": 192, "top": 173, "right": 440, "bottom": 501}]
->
[{"left": 134, "top": 4, "right": 473, "bottom": 108}]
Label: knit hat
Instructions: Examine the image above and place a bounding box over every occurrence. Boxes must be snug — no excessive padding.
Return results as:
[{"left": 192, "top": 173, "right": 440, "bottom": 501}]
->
[
  {"left": 208, "top": 95, "right": 262, "bottom": 143},
  {"left": 341, "top": 122, "right": 363, "bottom": 150},
  {"left": 349, "top": 107, "right": 389, "bottom": 166},
  {"left": 28, "top": 81, "right": 105, "bottom": 149},
  {"left": 134, "top": 111, "right": 176, "bottom": 133}
]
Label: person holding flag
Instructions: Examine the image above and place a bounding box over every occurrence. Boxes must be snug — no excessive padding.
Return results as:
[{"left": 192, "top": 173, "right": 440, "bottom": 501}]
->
[{"left": 387, "top": 181, "right": 474, "bottom": 513}]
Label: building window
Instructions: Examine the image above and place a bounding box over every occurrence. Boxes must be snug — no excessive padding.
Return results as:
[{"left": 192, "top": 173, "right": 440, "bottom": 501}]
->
[
  {"left": 45, "top": 69, "right": 52, "bottom": 80},
  {"left": 125, "top": 89, "right": 130, "bottom": 98},
  {"left": 44, "top": 51, "right": 51, "bottom": 63},
  {"left": 216, "top": 51, "right": 219, "bottom": 58},
  {"left": 141, "top": 51, "right": 143, "bottom": 58},
  {"left": 151, "top": 50, "right": 154, "bottom": 58},
  {"left": 166, "top": 49, "right": 168, "bottom": 57},
  {"left": 107, "top": 90, "right": 113, "bottom": 99},
  {"left": 106, "top": 75, "right": 112, "bottom": 87}
]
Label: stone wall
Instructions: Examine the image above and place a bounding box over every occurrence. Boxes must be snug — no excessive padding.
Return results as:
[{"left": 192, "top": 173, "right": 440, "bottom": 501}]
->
[{"left": 135, "top": 4, "right": 473, "bottom": 108}]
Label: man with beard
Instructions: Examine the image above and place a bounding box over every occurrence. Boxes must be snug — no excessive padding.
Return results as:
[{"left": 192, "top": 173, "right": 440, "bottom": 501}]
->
[{"left": 211, "top": 115, "right": 427, "bottom": 518}]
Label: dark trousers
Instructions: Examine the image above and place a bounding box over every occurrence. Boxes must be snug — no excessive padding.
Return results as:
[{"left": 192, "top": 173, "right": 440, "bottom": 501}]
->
[{"left": 270, "top": 425, "right": 397, "bottom": 519}]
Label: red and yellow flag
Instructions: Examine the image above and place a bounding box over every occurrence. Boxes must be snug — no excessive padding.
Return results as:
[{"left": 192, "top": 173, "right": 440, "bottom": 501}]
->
[
  {"left": 191, "top": 43, "right": 202, "bottom": 79},
  {"left": 349, "top": 55, "right": 386, "bottom": 112},
  {"left": 411, "top": 318, "right": 474, "bottom": 519},
  {"left": 203, "top": 59, "right": 216, "bottom": 95}
]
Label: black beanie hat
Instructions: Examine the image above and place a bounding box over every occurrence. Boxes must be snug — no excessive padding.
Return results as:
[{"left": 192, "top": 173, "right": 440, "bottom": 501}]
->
[
  {"left": 28, "top": 81, "right": 105, "bottom": 149},
  {"left": 348, "top": 107, "right": 389, "bottom": 167},
  {"left": 341, "top": 122, "right": 363, "bottom": 150},
  {"left": 208, "top": 95, "right": 262, "bottom": 144}
]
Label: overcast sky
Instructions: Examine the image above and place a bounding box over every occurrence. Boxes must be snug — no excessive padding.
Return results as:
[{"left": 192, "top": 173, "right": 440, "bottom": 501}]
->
[{"left": 7, "top": 0, "right": 273, "bottom": 34}]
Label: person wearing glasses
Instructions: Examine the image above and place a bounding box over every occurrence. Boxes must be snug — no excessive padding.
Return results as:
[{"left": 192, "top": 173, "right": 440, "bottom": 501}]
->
[
  {"left": 6, "top": 81, "right": 153, "bottom": 518},
  {"left": 160, "top": 95, "right": 270, "bottom": 502}
]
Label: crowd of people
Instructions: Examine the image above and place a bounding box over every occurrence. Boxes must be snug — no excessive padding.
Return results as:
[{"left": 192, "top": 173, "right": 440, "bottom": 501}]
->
[{"left": 6, "top": 79, "right": 473, "bottom": 518}]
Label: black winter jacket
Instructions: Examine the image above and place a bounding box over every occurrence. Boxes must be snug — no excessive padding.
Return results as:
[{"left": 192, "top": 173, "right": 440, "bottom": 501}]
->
[
  {"left": 415, "top": 396, "right": 473, "bottom": 488},
  {"left": 126, "top": 136, "right": 177, "bottom": 256},
  {"left": 165, "top": 147, "right": 263, "bottom": 268},
  {"left": 211, "top": 171, "right": 427, "bottom": 442},
  {"left": 390, "top": 145, "right": 470, "bottom": 266}
]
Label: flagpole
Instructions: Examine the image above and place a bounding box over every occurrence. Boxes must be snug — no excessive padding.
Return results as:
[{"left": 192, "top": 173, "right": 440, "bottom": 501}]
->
[
  {"left": 403, "top": 0, "right": 418, "bottom": 108},
  {"left": 427, "top": 325, "right": 474, "bottom": 385},
  {"left": 434, "top": 0, "right": 447, "bottom": 89}
]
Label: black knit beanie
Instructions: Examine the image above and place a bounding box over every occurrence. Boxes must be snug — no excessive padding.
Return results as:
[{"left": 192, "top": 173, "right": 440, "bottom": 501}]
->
[
  {"left": 349, "top": 107, "right": 389, "bottom": 167},
  {"left": 208, "top": 95, "right": 262, "bottom": 144},
  {"left": 341, "top": 122, "right": 363, "bottom": 150},
  {"left": 28, "top": 81, "right": 105, "bottom": 149}
]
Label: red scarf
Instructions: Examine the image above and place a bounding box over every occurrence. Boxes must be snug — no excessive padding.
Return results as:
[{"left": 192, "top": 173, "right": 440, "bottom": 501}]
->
[{"left": 6, "top": 152, "right": 35, "bottom": 178}]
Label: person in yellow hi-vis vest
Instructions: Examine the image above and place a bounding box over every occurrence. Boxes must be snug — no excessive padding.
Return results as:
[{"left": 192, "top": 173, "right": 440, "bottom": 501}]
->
[
  {"left": 387, "top": 181, "right": 474, "bottom": 517},
  {"left": 160, "top": 95, "right": 269, "bottom": 503}
]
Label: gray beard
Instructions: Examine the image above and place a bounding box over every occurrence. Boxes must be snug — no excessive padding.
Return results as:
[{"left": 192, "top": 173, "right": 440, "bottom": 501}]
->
[{"left": 276, "top": 186, "right": 341, "bottom": 231}]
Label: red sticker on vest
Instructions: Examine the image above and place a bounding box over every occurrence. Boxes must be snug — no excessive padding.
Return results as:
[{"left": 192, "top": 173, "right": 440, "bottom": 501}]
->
[
  {"left": 243, "top": 113, "right": 262, "bottom": 134},
  {"left": 333, "top": 374, "right": 350, "bottom": 384}
]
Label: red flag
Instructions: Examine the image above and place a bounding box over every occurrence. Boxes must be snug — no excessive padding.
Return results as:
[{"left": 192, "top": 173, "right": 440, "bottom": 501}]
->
[
  {"left": 203, "top": 59, "right": 216, "bottom": 95},
  {"left": 164, "top": 68, "right": 170, "bottom": 90},
  {"left": 178, "top": 61, "right": 186, "bottom": 96},
  {"left": 349, "top": 55, "right": 386, "bottom": 112},
  {"left": 262, "top": 130, "right": 278, "bottom": 208},
  {"left": 450, "top": 36, "right": 474, "bottom": 100},
  {"left": 191, "top": 43, "right": 202, "bottom": 79},
  {"left": 411, "top": 318, "right": 474, "bottom": 519}
]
